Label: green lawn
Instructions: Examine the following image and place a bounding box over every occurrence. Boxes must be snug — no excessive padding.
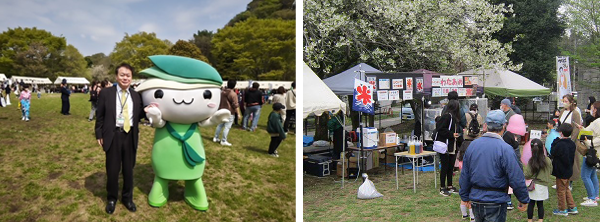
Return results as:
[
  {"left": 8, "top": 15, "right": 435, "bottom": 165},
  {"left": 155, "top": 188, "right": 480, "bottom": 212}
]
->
[
  {"left": 0, "top": 93, "right": 295, "bottom": 221},
  {"left": 304, "top": 125, "right": 600, "bottom": 222}
]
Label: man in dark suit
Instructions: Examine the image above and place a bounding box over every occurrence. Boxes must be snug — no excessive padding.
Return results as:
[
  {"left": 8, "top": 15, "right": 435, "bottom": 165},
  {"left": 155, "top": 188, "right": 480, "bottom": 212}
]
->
[
  {"left": 60, "top": 79, "right": 70, "bottom": 115},
  {"left": 95, "top": 63, "right": 145, "bottom": 214}
]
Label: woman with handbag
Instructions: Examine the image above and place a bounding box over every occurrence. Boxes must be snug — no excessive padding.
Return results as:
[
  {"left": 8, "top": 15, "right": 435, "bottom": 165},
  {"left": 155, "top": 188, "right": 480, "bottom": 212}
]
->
[
  {"left": 574, "top": 101, "right": 600, "bottom": 206},
  {"left": 558, "top": 94, "right": 583, "bottom": 189},
  {"left": 435, "top": 100, "right": 460, "bottom": 197},
  {"left": 524, "top": 139, "right": 552, "bottom": 221}
]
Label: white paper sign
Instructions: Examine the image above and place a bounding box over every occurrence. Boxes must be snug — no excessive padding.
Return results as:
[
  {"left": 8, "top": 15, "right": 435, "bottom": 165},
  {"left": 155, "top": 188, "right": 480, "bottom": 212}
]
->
[
  {"left": 458, "top": 88, "right": 467, "bottom": 97},
  {"left": 432, "top": 78, "right": 441, "bottom": 87},
  {"left": 406, "top": 77, "right": 413, "bottom": 90},
  {"left": 530, "top": 130, "right": 542, "bottom": 140},
  {"left": 388, "top": 90, "right": 400, "bottom": 100},
  {"left": 392, "top": 79, "right": 403, "bottom": 89},
  {"left": 403, "top": 90, "right": 413, "bottom": 100},
  {"left": 379, "top": 79, "right": 390, "bottom": 89},
  {"left": 367, "top": 77, "right": 377, "bottom": 90},
  {"left": 416, "top": 78, "right": 424, "bottom": 93},
  {"left": 432, "top": 88, "right": 443, "bottom": 97},
  {"left": 441, "top": 76, "right": 464, "bottom": 88},
  {"left": 471, "top": 77, "right": 479, "bottom": 85},
  {"left": 377, "top": 90, "right": 389, "bottom": 101}
]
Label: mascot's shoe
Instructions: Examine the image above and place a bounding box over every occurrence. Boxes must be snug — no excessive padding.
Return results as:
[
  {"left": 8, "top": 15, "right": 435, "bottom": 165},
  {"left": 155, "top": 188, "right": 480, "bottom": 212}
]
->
[
  {"left": 105, "top": 200, "right": 116, "bottom": 214},
  {"left": 184, "top": 179, "right": 209, "bottom": 211},
  {"left": 148, "top": 176, "right": 169, "bottom": 207}
]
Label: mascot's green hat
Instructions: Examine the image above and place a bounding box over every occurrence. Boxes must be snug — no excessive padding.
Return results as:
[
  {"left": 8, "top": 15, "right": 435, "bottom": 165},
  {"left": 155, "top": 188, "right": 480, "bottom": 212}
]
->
[{"left": 139, "top": 55, "right": 222, "bottom": 85}]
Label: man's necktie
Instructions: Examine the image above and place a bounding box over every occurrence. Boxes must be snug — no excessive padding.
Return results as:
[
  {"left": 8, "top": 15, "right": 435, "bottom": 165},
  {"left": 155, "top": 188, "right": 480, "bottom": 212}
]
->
[{"left": 121, "top": 90, "right": 130, "bottom": 133}]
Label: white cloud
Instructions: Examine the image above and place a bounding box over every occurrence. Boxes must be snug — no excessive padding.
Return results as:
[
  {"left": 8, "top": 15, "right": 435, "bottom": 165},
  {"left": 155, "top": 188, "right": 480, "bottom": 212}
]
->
[{"left": 139, "top": 23, "right": 160, "bottom": 33}]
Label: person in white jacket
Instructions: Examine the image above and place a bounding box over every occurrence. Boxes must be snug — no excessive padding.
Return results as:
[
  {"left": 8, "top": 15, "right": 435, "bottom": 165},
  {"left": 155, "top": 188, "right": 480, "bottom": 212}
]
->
[{"left": 574, "top": 101, "right": 600, "bottom": 206}]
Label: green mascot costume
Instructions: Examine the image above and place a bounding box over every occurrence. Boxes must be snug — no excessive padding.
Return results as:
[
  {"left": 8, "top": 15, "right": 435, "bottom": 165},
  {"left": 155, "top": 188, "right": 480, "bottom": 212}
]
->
[{"left": 136, "top": 55, "right": 230, "bottom": 211}]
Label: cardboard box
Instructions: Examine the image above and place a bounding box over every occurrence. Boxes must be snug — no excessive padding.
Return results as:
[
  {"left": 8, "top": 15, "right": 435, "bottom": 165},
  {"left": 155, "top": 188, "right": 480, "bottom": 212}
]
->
[
  {"left": 337, "top": 162, "right": 348, "bottom": 177},
  {"left": 379, "top": 132, "right": 397, "bottom": 147}
]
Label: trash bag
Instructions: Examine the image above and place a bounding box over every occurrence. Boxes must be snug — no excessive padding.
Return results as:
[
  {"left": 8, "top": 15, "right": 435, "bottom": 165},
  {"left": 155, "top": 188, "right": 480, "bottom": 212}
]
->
[{"left": 357, "top": 174, "right": 383, "bottom": 199}]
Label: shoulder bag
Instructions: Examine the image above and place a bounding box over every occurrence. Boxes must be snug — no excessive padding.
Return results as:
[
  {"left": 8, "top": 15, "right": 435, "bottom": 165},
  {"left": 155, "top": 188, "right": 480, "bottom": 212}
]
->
[{"left": 433, "top": 114, "right": 452, "bottom": 154}]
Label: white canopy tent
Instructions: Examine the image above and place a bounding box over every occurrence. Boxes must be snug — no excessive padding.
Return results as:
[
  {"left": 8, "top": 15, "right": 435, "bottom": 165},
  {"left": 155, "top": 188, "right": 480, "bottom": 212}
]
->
[
  {"left": 458, "top": 68, "right": 551, "bottom": 97},
  {"left": 303, "top": 62, "right": 347, "bottom": 118},
  {"left": 54, "top": 76, "right": 90, "bottom": 85},
  {"left": 0, "top": 74, "right": 7, "bottom": 82},
  {"left": 11, "top": 76, "right": 52, "bottom": 84},
  {"left": 304, "top": 62, "right": 349, "bottom": 187},
  {"left": 220, "top": 81, "right": 293, "bottom": 90},
  {"left": 322, "top": 63, "right": 381, "bottom": 95}
]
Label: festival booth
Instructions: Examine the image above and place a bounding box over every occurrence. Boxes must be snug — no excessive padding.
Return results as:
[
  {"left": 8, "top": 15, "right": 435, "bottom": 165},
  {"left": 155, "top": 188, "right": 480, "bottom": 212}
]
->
[
  {"left": 11, "top": 76, "right": 52, "bottom": 85},
  {"left": 457, "top": 68, "right": 551, "bottom": 97},
  {"left": 302, "top": 63, "right": 349, "bottom": 186},
  {"left": 53, "top": 76, "right": 90, "bottom": 85}
]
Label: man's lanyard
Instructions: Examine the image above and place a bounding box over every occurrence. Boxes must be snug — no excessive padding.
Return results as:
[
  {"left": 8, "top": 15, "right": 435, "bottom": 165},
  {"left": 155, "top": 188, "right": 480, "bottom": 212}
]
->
[{"left": 117, "top": 89, "right": 130, "bottom": 115}]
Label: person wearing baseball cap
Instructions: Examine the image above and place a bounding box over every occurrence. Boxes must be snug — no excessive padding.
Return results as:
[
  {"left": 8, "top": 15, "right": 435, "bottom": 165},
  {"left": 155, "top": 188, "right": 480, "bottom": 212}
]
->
[
  {"left": 266, "top": 102, "right": 286, "bottom": 157},
  {"left": 500, "top": 98, "right": 515, "bottom": 123},
  {"left": 459, "top": 110, "right": 530, "bottom": 221}
]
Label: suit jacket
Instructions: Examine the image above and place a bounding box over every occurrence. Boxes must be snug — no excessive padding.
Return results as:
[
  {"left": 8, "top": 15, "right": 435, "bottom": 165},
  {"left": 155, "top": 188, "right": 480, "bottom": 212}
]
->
[{"left": 95, "top": 86, "right": 145, "bottom": 152}]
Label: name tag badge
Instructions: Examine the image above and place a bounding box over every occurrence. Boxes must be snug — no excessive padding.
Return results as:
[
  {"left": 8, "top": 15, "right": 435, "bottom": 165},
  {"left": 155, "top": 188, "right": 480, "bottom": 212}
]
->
[{"left": 116, "top": 114, "right": 125, "bottom": 127}]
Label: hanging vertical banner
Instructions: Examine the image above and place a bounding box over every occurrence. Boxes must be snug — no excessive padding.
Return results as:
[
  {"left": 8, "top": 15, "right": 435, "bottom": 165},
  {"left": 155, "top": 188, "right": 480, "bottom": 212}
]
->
[
  {"left": 392, "top": 79, "right": 403, "bottom": 89},
  {"left": 556, "top": 56, "right": 571, "bottom": 107},
  {"left": 353, "top": 79, "right": 374, "bottom": 114},
  {"left": 388, "top": 90, "right": 400, "bottom": 100},
  {"left": 403, "top": 90, "right": 413, "bottom": 100},
  {"left": 406, "top": 77, "right": 413, "bottom": 91},
  {"left": 379, "top": 79, "right": 390, "bottom": 89},
  {"left": 416, "top": 77, "right": 424, "bottom": 93}
]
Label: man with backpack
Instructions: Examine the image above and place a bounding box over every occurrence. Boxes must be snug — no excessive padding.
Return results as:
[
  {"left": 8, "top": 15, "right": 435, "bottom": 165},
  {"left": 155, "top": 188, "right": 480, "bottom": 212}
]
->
[{"left": 464, "top": 104, "right": 483, "bottom": 141}]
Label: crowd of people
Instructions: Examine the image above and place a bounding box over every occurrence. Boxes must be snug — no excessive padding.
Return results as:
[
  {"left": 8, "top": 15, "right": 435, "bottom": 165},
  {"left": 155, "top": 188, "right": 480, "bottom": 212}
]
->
[{"left": 430, "top": 91, "right": 600, "bottom": 222}]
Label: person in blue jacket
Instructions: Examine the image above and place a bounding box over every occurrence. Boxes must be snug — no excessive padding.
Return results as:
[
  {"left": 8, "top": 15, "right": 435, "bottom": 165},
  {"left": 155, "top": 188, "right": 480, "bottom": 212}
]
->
[{"left": 459, "top": 110, "right": 530, "bottom": 222}]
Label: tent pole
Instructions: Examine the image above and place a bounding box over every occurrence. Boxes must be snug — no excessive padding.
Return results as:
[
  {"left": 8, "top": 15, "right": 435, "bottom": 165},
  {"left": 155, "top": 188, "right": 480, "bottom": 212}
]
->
[
  {"left": 342, "top": 112, "right": 346, "bottom": 188},
  {"left": 359, "top": 111, "right": 365, "bottom": 182}
]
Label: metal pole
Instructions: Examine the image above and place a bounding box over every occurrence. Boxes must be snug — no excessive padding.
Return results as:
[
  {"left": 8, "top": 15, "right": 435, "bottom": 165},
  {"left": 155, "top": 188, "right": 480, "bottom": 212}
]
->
[
  {"left": 342, "top": 112, "right": 346, "bottom": 188},
  {"left": 359, "top": 111, "right": 365, "bottom": 182}
]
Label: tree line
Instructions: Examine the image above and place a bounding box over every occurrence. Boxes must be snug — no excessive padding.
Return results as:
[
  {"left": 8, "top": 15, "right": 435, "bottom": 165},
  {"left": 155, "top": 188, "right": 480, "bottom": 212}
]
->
[{"left": 0, "top": 0, "right": 295, "bottom": 83}]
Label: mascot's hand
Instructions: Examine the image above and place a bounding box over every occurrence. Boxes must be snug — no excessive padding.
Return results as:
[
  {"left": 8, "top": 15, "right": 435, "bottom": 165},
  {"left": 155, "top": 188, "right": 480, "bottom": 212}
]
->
[
  {"left": 145, "top": 106, "right": 165, "bottom": 128},
  {"left": 198, "top": 109, "right": 231, "bottom": 127}
]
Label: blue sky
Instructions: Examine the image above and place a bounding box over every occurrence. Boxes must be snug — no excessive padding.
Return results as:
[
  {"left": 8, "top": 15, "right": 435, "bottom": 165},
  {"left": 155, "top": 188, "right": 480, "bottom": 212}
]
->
[{"left": 0, "top": 0, "right": 252, "bottom": 56}]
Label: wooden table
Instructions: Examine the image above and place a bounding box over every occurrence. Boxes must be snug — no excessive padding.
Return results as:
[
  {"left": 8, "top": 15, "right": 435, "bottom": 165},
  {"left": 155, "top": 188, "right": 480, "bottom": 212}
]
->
[{"left": 395, "top": 151, "right": 438, "bottom": 193}]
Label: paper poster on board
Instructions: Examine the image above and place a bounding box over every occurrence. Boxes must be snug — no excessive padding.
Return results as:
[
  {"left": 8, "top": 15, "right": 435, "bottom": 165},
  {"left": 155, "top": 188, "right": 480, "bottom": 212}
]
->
[
  {"left": 406, "top": 77, "right": 413, "bottom": 91},
  {"left": 388, "top": 90, "right": 400, "bottom": 100},
  {"left": 432, "top": 78, "right": 441, "bottom": 87},
  {"left": 377, "top": 90, "right": 389, "bottom": 100},
  {"left": 416, "top": 78, "right": 424, "bottom": 93},
  {"left": 432, "top": 88, "right": 442, "bottom": 97},
  {"left": 392, "top": 79, "right": 403, "bottom": 89},
  {"left": 458, "top": 88, "right": 467, "bottom": 96},
  {"left": 379, "top": 79, "right": 390, "bottom": 89},
  {"left": 441, "top": 76, "right": 464, "bottom": 88},
  {"left": 466, "top": 88, "right": 473, "bottom": 96},
  {"left": 464, "top": 76, "right": 473, "bottom": 86},
  {"left": 403, "top": 90, "right": 413, "bottom": 100},
  {"left": 367, "top": 76, "right": 377, "bottom": 90},
  {"left": 471, "top": 77, "right": 479, "bottom": 85},
  {"left": 442, "top": 88, "right": 451, "bottom": 95}
]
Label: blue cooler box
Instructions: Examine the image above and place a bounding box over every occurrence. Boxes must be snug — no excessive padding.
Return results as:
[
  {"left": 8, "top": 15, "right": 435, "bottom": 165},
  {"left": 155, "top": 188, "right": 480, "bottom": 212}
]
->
[{"left": 304, "top": 155, "right": 333, "bottom": 177}]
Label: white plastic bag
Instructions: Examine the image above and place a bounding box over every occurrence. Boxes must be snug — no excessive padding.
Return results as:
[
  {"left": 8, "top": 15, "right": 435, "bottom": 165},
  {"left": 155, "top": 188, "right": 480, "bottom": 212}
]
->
[
  {"left": 313, "top": 140, "right": 330, "bottom": 147},
  {"left": 357, "top": 174, "right": 383, "bottom": 199}
]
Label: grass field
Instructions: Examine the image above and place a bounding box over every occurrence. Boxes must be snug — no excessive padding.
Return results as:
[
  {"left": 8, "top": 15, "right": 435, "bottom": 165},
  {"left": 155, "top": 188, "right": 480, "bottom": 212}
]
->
[
  {"left": 0, "top": 93, "right": 295, "bottom": 221},
  {"left": 304, "top": 123, "right": 600, "bottom": 222}
]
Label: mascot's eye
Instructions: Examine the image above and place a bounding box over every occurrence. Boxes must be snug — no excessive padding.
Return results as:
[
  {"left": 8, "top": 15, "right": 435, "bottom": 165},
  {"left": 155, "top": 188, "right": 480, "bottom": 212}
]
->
[
  {"left": 154, "top": 89, "right": 164, "bottom": 99},
  {"left": 203, "top": 90, "right": 212, "bottom": 99}
]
